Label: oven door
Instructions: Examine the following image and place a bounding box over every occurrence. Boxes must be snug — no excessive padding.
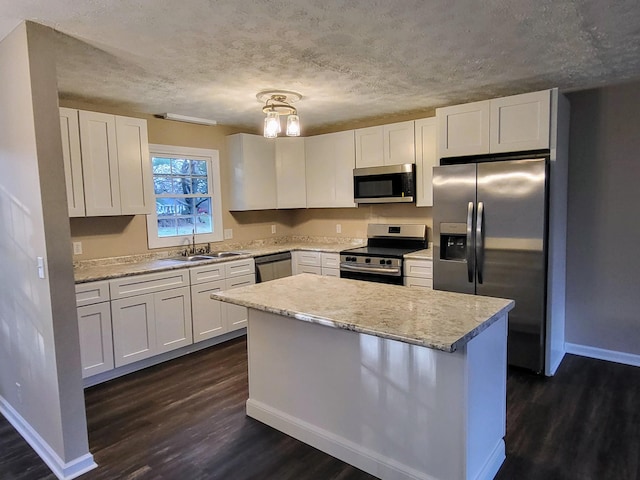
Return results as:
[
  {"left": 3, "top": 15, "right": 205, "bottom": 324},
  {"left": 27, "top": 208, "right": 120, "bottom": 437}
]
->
[{"left": 340, "top": 265, "right": 404, "bottom": 285}]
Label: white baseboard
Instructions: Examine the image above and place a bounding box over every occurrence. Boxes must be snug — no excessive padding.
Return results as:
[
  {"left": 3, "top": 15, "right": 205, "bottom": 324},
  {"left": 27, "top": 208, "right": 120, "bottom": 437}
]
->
[
  {"left": 0, "top": 396, "right": 97, "bottom": 480},
  {"left": 474, "top": 439, "right": 505, "bottom": 480},
  {"left": 248, "top": 398, "right": 451, "bottom": 480},
  {"left": 565, "top": 343, "right": 640, "bottom": 367}
]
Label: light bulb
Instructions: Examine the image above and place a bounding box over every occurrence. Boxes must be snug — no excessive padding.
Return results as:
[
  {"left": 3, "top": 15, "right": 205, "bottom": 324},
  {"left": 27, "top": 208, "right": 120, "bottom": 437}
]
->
[
  {"left": 264, "top": 110, "right": 280, "bottom": 138},
  {"left": 286, "top": 114, "right": 300, "bottom": 136}
]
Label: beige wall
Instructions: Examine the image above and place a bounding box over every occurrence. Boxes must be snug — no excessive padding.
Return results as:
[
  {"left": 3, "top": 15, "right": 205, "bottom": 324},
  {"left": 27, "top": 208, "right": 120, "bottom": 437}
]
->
[
  {"left": 0, "top": 21, "right": 91, "bottom": 469},
  {"left": 65, "top": 100, "right": 433, "bottom": 259}
]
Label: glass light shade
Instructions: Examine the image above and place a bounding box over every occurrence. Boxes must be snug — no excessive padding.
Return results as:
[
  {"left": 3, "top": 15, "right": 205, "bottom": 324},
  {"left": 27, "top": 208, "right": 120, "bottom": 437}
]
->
[
  {"left": 264, "top": 110, "right": 280, "bottom": 138},
  {"left": 286, "top": 114, "right": 301, "bottom": 136}
]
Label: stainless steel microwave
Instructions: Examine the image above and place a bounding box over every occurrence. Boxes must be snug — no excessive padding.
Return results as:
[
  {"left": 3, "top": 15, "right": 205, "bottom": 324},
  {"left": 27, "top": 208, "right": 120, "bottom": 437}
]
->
[{"left": 353, "top": 164, "right": 416, "bottom": 204}]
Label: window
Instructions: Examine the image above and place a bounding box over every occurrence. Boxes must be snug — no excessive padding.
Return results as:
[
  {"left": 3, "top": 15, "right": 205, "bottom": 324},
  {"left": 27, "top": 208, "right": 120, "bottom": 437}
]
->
[{"left": 146, "top": 145, "right": 223, "bottom": 249}]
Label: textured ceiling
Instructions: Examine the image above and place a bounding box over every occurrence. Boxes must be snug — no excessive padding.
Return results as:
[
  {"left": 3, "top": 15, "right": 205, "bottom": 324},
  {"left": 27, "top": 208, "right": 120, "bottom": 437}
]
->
[{"left": 2, "top": 0, "right": 640, "bottom": 133}]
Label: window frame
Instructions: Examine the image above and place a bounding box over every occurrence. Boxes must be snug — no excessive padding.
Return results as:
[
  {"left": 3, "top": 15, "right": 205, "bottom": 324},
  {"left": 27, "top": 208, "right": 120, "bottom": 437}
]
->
[{"left": 146, "top": 144, "right": 223, "bottom": 249}]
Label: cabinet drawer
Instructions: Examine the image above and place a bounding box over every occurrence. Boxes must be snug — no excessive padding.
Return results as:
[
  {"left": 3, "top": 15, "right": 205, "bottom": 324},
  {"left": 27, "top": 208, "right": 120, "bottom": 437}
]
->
[
  {"left": 297, "top": 265, "right": 322, "bottom": 275},
  {"left": 109, "top": 269, "right": 189, "bottom": 299},
  {"left": 190, "top": 263, "right": 225, "bottom": 284},
  {"left": 75, "top": 280, "right": 110, "bottom": 306},
  {"left": 404, "top": 277, "right": 433, "bottom": 289},
  {"left": 224, "top": 259, "right": 255, "bottom": 278},
  {"left": 322, "top": 267, "right": 340, "bottom": 277},
  {"left": 296, "top": 250, "right": 321, "bottom": 266},
  {"left": 225, "top": 274, "right": 255, "bottom": 290},
  {"left": 404, "top": 259, "right": 433, "bottom": 278},
  {"left": 321, "top": 253, "right": 340, "bottom": 269}
]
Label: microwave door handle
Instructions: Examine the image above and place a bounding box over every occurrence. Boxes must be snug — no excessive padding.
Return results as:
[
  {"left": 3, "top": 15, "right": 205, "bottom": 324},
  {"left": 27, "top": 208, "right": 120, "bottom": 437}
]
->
[
  {"left": 466, "top": 201, "right": 474, "bottom": 283},
  {"left": 476, "top": 201, "right": 485, "bottom": 284}
]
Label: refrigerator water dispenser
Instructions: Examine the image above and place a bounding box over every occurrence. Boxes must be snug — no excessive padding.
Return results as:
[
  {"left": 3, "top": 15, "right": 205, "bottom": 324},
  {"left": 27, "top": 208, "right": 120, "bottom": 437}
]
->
[{"left": 439, "top": 222, "right": 468, "bottom": 261}]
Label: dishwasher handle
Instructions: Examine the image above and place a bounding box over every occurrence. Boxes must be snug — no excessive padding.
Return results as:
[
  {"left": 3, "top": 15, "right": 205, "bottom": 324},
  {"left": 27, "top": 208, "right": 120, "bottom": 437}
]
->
[{"left": 254, "top": 251, "right": 292, "bottom": 265}]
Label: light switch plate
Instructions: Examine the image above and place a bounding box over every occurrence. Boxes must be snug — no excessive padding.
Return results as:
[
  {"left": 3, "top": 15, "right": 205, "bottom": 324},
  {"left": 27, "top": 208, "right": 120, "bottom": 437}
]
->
[
  {"left": 224, "top": 229, "right": 233, "bottom": 239},
  {"left": 73, "top": 242, "right": 83, "bottom": 255},
  {"left": 271, "top": 224, "right": 276, "bottom": 234},
  {"left": 336, "top": 224, "right": 342, "bottom": 233}
]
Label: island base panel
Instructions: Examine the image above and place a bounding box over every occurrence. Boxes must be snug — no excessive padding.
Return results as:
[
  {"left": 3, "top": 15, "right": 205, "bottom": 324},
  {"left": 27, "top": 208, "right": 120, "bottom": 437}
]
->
[{"left": 246, "top": 310, "right": 507, "bottom": 480}]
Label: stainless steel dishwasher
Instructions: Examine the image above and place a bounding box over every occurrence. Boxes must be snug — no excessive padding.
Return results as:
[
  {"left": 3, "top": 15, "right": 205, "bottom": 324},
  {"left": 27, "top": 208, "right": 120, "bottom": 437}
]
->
[{"left": 255, "top": 252, "right": 292, "bottom": 283}]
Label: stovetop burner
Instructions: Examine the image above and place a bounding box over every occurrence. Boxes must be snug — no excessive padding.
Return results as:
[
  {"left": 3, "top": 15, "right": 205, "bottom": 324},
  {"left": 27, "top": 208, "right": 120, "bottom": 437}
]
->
[{"left": 340, "top": 245, "right": 421, "bottom": 258}]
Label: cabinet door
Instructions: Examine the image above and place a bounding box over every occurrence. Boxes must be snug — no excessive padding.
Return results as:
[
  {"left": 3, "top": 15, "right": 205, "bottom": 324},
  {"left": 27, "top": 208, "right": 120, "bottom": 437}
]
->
[
  {"left": 414, "top": 118, "right": 437, "bottom": 207},
  {"left": 115, "top": 116, "right": 153, "bottom": 214},
  {"left": 191, "top": 281, "right": 227, "bottom": 341},
  {"left": 276, "top": 137, "right": 307, "bottom": 208},
  {"left": 305, "top": 131, "right": 356, "bottom": 208},
  {"left": 112, "top": 294, "right": 156, "bottom": 367},
  {"left": 437, "top": 100, "right": 490, "bottom": 158},
  {"left": 404, "top": 277, "right": 433, "bottom": 288},
  {"left": 321, "top": 253, "right": 340, "bottom": 269},
  {"left": 59, "top": 108, "right": 85, "bottom": 216},
  {"left": 227, "top": 134, "right": 277, "bottom": 210},
  {"left": 490, "top": 90, "right": 551, "bottom": 153},
  {"left": 79, "top": 110, "right": 121, "bottom": 215},
  {"left": 224, "top": 274, "right": 255, "bottom": 331},
  {"left": 77, "top": 302, "right": 114, "bottom": 378},
  {"left": 154, "top": 286, "right": 193, "bottom": 354},
  {"left": 384, "top": 121, "right": 415, "bottom": 165},
  {"left": 355, "top": 126, "right": 384, "bottom": 168}
]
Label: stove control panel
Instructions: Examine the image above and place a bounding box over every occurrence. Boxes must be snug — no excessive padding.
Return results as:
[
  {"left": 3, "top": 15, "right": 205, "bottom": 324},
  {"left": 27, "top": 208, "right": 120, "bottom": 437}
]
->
[{"left": 340, "top": 254, "right": 402, "bottom": 268}]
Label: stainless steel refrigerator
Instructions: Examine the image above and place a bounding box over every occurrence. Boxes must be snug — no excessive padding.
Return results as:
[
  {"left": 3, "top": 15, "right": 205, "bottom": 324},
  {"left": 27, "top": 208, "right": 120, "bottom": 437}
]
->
[{"left": 433, "top": 157, "right": 548, "bottom": 373}]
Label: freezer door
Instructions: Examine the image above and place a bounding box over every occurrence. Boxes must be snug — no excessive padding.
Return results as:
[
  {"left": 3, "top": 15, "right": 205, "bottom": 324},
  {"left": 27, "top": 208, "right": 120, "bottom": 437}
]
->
[
  {"left": 476, "top": 158, "right": 548, "bottom": 372},
  {"left": 433, "top": 163, "right": 477, "bottom": 294}
]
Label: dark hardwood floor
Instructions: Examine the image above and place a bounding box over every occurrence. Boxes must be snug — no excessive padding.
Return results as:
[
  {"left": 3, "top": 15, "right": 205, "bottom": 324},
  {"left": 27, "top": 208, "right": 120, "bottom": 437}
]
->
[{"left": 1, "top": 337, "right": 638, "bottom": 480}]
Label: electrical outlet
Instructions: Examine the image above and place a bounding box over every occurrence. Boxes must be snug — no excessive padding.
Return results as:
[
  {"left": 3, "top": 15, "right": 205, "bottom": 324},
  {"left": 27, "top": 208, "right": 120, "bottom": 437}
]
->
[
  {"left": 336, "top": 224, "right": 342, "bottom": 234},
  {"left": 72, "top": 241, "right": 83, "bottom": 255},
  {"left": 271, "top": 224, "right": 276, "bottom": 234},
  {"left": 224, "top": 229, "right": 233, "bottom": 239}
]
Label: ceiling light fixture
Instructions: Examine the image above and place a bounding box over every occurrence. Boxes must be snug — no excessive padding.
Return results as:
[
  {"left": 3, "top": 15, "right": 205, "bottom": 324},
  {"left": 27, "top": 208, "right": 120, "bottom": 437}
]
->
[
  {"left": 160, "top": 113, "right": 217, "bottom": 126},
  {"left": 257, "top": 90, "right": 302, "bottom": 138}
]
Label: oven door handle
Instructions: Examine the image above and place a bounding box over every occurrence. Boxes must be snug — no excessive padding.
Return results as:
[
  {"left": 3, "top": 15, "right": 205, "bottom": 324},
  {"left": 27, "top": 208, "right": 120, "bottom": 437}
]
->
[{"left": 339, "top": 263, "right": 402, "bottom": 276}]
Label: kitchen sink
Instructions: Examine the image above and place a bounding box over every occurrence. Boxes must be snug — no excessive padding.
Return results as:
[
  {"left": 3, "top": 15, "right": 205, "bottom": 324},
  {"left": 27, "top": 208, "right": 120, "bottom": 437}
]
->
[{"left": 163, "top": 252, "right": 245, "bottom": 262}]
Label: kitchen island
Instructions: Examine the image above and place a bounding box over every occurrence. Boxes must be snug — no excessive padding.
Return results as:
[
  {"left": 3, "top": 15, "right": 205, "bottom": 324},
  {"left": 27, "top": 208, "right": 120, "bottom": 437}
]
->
[{"left": 212, "top": 274, "right": 514, "bottom": 480}]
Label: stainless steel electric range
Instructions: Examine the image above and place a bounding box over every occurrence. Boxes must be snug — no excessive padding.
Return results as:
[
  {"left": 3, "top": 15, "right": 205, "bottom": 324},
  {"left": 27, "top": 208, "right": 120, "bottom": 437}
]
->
[{"left": 340, "top": 224, "right": 428, "bottom": 285}]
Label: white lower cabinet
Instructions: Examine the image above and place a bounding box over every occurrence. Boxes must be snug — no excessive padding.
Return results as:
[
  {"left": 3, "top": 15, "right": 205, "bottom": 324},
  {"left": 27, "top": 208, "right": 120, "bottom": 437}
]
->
[
  {"left": 76, "top": 281, "right": 114, "bottom": 378},
  {"left": 293, "top": 251, "right": 340, "bottom": 277},
  {"left": 110, "top": 269, "right": 192, "bottom": 368},
  {"left": 190, "top": 258, "right": 256, "bottom": 340},
  {"left": 403, "top": 258, "right": 433, "bottom": 289}
]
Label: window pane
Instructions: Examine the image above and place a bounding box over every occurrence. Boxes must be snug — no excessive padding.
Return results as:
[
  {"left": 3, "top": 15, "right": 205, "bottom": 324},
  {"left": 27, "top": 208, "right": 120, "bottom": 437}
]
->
[
  {"left": 152, "top": 157, "right": 172, "bottom": 175},
  {"left": 157, "top": 218, "right": 177, "bottom": 237},
  {"left": 176, "top": 217, "right": 196, "bottom": 235},
  {"left": 172, "top": 178, "right": 192, "bottom": 195},
  {"left": 156, "top": 198, "right": 178, "bottom": 216},
  {"left": 196, "top": 216, "right": 212, "bottom": 234},
  {"left": 154, "top": 175, "right": 172, "bottom": 194},
  {"left": 194, "top": 197, "right": 210, "bottom": 215},
  {"left": 192, "top": 177, "right": 208, "bottom": 194},
  {"left": 192, "top": 160, "right": 208, "bottom": 176},
  {"left": 171, "top": 159, "right": 191, "bottom": 175}
]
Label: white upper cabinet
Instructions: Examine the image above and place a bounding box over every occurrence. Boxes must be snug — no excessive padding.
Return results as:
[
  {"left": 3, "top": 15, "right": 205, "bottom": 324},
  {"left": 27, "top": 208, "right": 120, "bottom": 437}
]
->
[
  {"left": 59, "top": 107, "right": 85, "bottom": 217},
  {"left": 355, "top": 121, "right": 415, "bottom": 168},
  {"left": 79, "top": 110, "right": 121, "bottom": 216},
  {"left": 275, "top": 137, "right": 306, "bottom": 209},
  {"left": 115, "top": 115, "right": 153, "bottom": 214},
  {"left": 305, "top": 130, "right": 356, "bottom": 208},
  {"left": 414, "top": 117, "right": 437, "bottom": 207},
  {"left": 227, "top": 133, "right": 277, "bottom": 211},
  {"left": 490, "top": 90, "right": 551, "bottom": 153},
  {"left": 437, "top": 100, "right": 491, "bottom": 158},
  {"left": 60, "top": 108, "right": 152, "bottom": 217},
  {"left": 355, "top": 126, "right": 384, "bottom": 168},
  {"left": 437, "top": 89, "right": 552, "bottom": 159}
]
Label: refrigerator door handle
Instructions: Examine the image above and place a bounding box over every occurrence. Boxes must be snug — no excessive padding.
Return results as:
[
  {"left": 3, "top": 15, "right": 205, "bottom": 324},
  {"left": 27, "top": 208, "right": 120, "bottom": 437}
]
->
[
  {"left": 466, "top": 201, "right": 474, "bottom": 283},
  {"left": 476, "top": 201, "right": 485, "bottom": 284}
]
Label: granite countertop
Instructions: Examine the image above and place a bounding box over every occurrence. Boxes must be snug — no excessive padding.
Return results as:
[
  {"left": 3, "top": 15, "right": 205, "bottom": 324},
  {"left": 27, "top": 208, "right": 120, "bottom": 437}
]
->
[
  {"left": 74, "top": 240, "right": 363, "bottom": 283},
  {"left": 404, "top": 248, "right": 433, "bottom": 260},
  {"left": 212, "top": 274, "right": 514, "bottom": 352}
]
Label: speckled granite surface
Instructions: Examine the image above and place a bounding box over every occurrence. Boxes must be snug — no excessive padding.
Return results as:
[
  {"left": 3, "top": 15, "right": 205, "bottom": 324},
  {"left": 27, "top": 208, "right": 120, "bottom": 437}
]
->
[
  {"left": 74, "top": 237, "right": 364, "bottom": 283},
  {"left": 404, "top": 248, "right": 433, "bottom": 260},
  {"left": 212, "top": 274, "right": 514, "bottom": 352}
]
